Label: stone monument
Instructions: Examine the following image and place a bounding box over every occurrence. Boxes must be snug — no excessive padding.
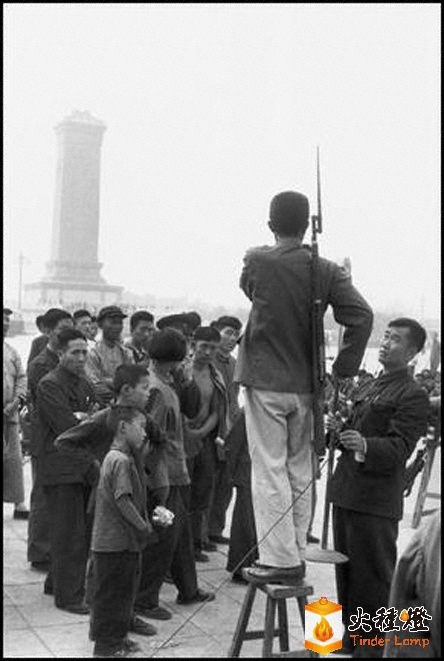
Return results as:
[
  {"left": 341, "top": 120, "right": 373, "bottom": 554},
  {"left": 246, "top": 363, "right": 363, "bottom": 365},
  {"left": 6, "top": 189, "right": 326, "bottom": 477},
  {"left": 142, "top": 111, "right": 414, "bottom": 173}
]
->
[{"left": 25, "top": 110, "right": 123, "bottom": 307}]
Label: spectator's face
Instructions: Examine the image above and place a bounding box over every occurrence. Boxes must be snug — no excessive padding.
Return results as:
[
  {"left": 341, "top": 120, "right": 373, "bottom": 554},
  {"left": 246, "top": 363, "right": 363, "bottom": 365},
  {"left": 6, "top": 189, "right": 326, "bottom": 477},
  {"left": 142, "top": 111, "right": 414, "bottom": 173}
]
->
[
  {"left": 123, "top": 413, "right": 147, "bottom": 452},
  {"left": 75, "top": 315, "right": 92, "bottom": 339},
  {"left": 379, "top": 326, "right": 416, "bottom": 371},
  {"left": 101, "top": 316, "right": 123, "bottom": 342},
  {"left": 219, "top": 326, "right": 240, "bottom": 354},
  {"left": 3, "top": 313, "right": 11, "bottom": 338},
  {"left": 132, "top": 321, "right": 155, "bottom": 349},
  {"left": 88, "top": 321, "right": 98, "bottom": 340},
  {"left": 124, "top": 375, "right": 151, "bottom": 409},
  {"left": 193, "top": 339, "right": 219, "bottom": 365},
  {"left": 59, "top": 338, "right": 88, "bottom": 375}
]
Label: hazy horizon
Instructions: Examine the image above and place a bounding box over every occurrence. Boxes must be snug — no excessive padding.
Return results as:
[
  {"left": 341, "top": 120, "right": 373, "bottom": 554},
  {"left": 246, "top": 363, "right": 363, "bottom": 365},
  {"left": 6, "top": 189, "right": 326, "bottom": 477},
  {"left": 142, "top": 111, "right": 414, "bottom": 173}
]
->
[{"left": 4, "top": 3, "right": 441, "bottom": 320}]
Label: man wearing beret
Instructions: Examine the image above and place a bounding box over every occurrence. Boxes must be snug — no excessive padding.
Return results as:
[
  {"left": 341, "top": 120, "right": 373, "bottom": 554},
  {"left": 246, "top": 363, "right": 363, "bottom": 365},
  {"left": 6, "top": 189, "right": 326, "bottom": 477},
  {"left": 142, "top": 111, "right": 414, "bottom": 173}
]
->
[
  {"left": 235, "top": 190, "right": 373, "bottom": 585},
  {"left": 85, "top": 306, "right": 134, "bottom": 408}
]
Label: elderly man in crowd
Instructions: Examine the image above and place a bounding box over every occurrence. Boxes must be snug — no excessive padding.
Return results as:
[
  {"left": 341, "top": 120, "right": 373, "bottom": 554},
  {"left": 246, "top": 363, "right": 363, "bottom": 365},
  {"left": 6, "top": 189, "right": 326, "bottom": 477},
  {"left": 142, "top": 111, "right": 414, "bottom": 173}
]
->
[{"left": 3, "top": 307, "right": 28, "bottom": 519}]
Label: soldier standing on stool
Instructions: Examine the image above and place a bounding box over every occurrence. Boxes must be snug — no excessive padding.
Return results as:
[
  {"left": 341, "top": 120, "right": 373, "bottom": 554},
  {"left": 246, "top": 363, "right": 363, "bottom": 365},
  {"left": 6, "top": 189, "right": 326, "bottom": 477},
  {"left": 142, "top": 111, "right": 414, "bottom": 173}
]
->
[{"left": 234, "top": 190, "right": 373, "bottom": 585}]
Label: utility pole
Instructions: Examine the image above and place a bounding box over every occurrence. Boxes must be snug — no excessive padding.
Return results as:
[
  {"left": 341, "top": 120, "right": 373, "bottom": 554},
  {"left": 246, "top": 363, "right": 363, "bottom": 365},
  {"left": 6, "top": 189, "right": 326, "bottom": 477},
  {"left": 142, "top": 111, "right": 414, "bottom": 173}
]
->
[{"left": 18, "top": 252, "right": 25, "bottom": 311}]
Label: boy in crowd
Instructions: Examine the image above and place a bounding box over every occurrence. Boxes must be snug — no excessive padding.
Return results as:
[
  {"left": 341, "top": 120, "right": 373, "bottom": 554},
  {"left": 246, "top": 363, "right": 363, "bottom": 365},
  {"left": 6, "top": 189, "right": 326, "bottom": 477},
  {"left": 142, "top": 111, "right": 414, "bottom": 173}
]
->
[
  {"left": 86, "top": 306, "right": 134, "bottom": 408},
  {"left": 89, "top": 406, "right": 153, "bottom": 658},
  {"left": 183, "top": 326, "right": 228, "bottom": 562},
  {"left": 55, "top": 364, "right": 160, "bottom": 638},
  {"left": 124, "top": 310, "right": 155, "bottom": 366},
  {"left": 206, "top": 316, "right": 242, "bottom": 545},
  {"left": 135, "top": 329, "right": 214, "bottom": 620},
  {"left": 155, "top": 312, "right": 202, "bottom": 420}
]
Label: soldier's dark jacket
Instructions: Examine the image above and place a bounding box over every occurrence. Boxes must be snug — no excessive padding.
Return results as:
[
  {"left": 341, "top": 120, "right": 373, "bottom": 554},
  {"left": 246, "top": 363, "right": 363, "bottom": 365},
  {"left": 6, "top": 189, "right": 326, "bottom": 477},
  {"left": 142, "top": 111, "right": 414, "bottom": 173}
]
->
[
  {"left": 234, "top": 241, "right": 373, "bottom": 392},
  {"left": 328, "top": 368, "right": 429, "bottom": 520}
]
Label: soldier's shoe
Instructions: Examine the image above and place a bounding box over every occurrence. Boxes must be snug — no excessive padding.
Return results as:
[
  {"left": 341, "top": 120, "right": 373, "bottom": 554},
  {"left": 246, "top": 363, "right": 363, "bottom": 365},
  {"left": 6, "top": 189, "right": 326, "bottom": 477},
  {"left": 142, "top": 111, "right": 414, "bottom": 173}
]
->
[{"left": 243, "top": 563, "right": 305, "bottom": 585}]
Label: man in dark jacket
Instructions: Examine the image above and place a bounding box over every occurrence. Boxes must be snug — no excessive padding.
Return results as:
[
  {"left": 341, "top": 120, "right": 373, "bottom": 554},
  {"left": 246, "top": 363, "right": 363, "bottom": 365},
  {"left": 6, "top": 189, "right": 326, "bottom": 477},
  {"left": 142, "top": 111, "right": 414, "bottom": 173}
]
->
[
  {"left": 27, "top": 308, "right": 73, "bottom": 569},
  {"left": 327, "top": 317, "right": 429, "bottom": 656},
  {"left": 235, "top": 191, "right": 373, "bottom": 585},
  {"left": 36, "top": 328, "right": 95, "bottom": 613}
]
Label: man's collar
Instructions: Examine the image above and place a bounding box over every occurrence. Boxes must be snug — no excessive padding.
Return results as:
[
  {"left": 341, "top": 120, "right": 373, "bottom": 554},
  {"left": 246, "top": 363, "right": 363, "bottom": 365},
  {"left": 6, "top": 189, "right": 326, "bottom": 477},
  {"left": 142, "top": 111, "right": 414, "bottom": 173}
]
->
[
  {"left": 378, "top": 367, "right": 409, "bottom": 382},
  {"left": 216, "top": 350, "right": 230, "bottom": 363},
  {"left": 276, "top": 236, "right": 304, "bottom": 247}
]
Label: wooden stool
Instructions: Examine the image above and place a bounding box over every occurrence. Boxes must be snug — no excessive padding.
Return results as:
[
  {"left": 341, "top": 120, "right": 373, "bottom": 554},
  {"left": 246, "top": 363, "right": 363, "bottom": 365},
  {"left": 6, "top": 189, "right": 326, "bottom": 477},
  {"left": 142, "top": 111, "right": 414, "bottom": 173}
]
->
[{"left": 228, "top": 570, "right": 316, "bottom": 658}]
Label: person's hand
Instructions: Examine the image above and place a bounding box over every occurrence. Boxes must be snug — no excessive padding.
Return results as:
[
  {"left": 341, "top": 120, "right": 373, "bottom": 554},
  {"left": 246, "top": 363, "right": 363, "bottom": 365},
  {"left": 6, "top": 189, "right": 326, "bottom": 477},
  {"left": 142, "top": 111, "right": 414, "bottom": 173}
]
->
[
  {"left": 325, "top": 411, "right": 342, "bottom": 433},
  {"left": 338, "top": 430, "right": 366, "bottom": 454},
  {"left": 74, "top": 411, "right": 89, "bottom": 422},
  {"left": 152, "top": 505, "right": 175, "bottom": 527},
  {"left": 138, "top": 522, "right": 158, "bottom": 548}
]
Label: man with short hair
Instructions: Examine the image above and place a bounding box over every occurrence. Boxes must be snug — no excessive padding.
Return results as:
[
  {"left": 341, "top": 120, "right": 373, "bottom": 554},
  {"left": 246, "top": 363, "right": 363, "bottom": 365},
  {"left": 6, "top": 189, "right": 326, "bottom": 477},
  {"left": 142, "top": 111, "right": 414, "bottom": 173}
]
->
[
  {"left": 73, "top": 309, "right": 95, "bottom": 349},
  {"left": 236, "top": 190, "right": 373, "bottom": 585},
  {"left": 27, "top": 314, "right": 49, "bottom": 366},
  {"left": 3, "top": 308, "right": 28, "bottom": 518},
  {"left": 184, "top": 326, "right": 228, "bottom": 561},
  {"left": 88, "top": 316, "right": 99, "bottom": 343},
  {"left": 27, "top": 308, "right": 74, "bottom": 569},
  {"left": 36, "top": 328, "right": 95, "bottom": 613},
  {"left": 328, "top": 317, "right": 430, "bottom": 656},
  {"left": 85, "top": 306, "right": 134, "bottom": 408},
  {"left": 206, "top": 315, "right": 242, "bottom": 545},
  {"left": 125, "top": 310, "right": 155, "bottom": 366}
]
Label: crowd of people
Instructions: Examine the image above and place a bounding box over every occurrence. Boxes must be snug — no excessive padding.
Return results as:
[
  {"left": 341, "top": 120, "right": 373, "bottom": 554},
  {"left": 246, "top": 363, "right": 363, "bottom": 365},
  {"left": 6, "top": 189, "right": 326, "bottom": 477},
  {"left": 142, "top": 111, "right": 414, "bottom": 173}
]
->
[
  {"left": 3, "top": 190, "right": 441, "bottom": 659},
  {"left": 3, "top": 304, "right": 248, "bottom": 657}
]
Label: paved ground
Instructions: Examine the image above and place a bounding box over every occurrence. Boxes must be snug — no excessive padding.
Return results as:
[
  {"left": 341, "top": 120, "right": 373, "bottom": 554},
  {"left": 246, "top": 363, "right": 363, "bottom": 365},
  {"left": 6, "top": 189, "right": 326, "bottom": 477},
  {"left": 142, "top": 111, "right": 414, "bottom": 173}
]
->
[{"left": 4, "top": 447, "right": 440, "bottom": 658}]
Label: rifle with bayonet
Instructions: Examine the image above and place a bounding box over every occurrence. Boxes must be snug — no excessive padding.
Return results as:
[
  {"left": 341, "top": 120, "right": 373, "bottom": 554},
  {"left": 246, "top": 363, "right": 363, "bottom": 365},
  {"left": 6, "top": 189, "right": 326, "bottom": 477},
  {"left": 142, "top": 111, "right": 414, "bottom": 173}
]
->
[
  {"left": 311, "top": 147, "right": 327, "bottom": 457},
  {"left": 307, "top": 150, "right": 348, "bottom": 564}
]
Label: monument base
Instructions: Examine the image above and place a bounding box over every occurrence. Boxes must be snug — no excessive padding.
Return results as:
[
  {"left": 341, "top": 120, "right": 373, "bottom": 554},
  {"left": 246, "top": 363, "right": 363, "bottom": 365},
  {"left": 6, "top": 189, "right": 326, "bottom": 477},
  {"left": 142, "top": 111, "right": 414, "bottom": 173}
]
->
[{"left": 24, "top": 280, "right": 123, "bottom": 309}]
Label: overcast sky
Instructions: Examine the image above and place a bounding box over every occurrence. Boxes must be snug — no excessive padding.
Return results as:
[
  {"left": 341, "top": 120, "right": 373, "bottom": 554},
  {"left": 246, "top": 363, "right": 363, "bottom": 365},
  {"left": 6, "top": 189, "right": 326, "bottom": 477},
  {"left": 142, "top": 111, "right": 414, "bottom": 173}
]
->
[{"left": 3, "top": 3, "right": 440, "bottom": 319}]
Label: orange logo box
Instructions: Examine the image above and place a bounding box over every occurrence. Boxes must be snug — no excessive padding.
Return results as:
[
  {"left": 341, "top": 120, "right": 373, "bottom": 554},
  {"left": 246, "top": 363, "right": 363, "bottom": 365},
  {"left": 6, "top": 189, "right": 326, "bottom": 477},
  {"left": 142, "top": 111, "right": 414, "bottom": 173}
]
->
[{"left": 305, "top": 596, "right": 343, "bottom": 655}]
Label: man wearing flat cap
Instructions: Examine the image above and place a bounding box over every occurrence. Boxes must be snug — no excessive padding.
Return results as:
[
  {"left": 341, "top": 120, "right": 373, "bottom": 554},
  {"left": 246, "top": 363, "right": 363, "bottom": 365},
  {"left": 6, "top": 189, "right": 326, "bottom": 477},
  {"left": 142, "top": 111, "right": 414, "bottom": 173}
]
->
[
  {"left": 85, "top": 306, "right": 134, "bottom": 408},
  {"left": 235, "top": 190, "right": 373, "bottom": 585}
]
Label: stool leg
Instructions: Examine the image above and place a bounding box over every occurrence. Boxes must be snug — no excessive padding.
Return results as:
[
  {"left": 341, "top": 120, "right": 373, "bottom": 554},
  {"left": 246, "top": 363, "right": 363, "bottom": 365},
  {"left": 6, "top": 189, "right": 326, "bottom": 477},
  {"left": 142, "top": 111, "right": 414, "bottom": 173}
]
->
[
  {"left": 228, "top": 584, "right": 257, "bottom": 657},
  {"left": 296, "top": 595, "right": 307, "bottom": 629},
  {"left": 263, "top": 596, "right": 277, "bottom": 657},
  {"left": 277, "top": 599, "right": 289, "bottom": 652}
]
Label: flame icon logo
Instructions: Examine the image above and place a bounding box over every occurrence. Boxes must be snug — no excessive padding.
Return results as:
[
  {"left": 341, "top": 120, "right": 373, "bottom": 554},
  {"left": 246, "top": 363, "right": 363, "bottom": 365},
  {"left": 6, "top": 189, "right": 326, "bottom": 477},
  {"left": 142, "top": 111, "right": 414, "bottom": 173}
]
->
[
  {"left": 399, "top": 609, "right": 410, "bottom": 622},
  {"left": 313, "top": 616, "right": 334, "bottom": 642}
]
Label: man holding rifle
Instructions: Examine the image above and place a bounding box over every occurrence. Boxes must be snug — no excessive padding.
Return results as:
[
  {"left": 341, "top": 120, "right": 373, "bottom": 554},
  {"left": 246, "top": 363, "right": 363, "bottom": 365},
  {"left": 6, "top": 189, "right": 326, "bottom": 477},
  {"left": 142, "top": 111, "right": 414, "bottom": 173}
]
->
[
  {"left": 327, "top": 318, "right": 429, "bottom": 656},
  {"left": 234, "top": 190, "right": 373, "bottom": 585}
]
